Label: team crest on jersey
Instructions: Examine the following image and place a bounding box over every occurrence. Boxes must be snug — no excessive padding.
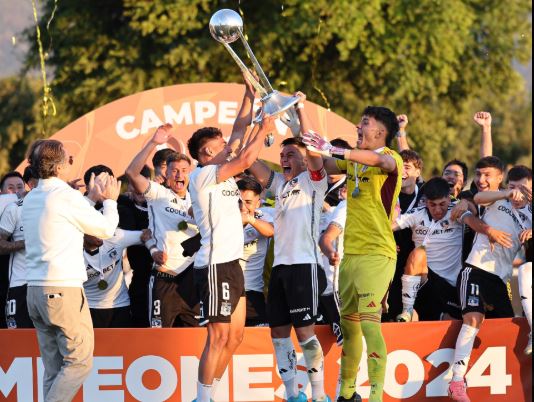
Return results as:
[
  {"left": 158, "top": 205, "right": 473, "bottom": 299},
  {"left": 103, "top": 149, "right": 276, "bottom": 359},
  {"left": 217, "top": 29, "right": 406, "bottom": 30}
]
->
[
  {"left": 288, "top": 177, "right": 299, "bottom": 189},
  {"left": 108, "top": 248, "right": 118, "bottom": 259},
  {"left": 467, "top": 296, "right": 479, "bottom": 307},
  {"left": 220, "top": 301, "right": 232, "bottom": 316},
  {"left": 440, "top": 220, "right": 450, "bottom": 229}
]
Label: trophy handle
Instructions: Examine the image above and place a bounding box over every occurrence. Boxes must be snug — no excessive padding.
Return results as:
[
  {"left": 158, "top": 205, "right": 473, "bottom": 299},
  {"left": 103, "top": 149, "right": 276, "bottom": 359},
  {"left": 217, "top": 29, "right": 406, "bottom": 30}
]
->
[
  {"left": 237, "top": 32, "right": 275, "bottom": 95},
  {"left": 221, "top": 41, "right": 268, "bottom": 98}
]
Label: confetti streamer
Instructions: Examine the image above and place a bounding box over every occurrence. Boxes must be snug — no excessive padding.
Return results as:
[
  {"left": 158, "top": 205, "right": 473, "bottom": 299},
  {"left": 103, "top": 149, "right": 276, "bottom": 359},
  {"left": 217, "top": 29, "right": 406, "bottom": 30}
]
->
[
  {"left": 311, "top": 17, "right": 331, "bottom": 110},
  {"left": 31, "top": 0, "right": 57, "bottom": 136}
]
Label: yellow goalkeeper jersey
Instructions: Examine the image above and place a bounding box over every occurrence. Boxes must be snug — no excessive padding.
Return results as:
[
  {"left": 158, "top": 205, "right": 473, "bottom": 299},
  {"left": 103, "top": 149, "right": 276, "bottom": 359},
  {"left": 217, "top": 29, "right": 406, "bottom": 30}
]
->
[{"left": 336, "top": 147, "right": 403, "bottom": 259}]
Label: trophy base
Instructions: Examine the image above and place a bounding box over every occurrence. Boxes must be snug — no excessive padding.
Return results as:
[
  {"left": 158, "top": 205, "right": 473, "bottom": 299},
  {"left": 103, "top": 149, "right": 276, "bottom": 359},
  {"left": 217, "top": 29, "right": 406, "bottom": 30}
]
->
[{"left": 254, "top": 91, "right": 300, "bottom": 123}]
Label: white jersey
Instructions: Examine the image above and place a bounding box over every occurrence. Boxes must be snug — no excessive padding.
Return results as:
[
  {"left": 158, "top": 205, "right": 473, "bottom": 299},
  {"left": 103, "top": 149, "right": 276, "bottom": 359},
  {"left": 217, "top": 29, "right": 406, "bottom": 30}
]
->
[
  {"left": 467, "top": 199, "right": 532, "bottom": 282},
  {"left": 0, "top": 194, "right": 17, "bottom": 216},
  {"left": 320, "top": 200, "right": 347, "bottom": 295},
  {"left": 396, "top": 206, "right": 463, "bottom": 286},
  {"left": 189, "top": 165, "right": 244, "bottom": 267},
  {"left": 239, "top": 207, "right": 274, "bottom": 292},
  {"left": 144, "top": 181, "right": 198, "bottom": 274},
  {"left": 267, "top": 171, "right": 328, "bottom": 266},
  {"left": 83, "top": 229, "right": 142, "bottom": 309},
  {"left": 0, "top": 199, "right": 26, "bottom": 288}
]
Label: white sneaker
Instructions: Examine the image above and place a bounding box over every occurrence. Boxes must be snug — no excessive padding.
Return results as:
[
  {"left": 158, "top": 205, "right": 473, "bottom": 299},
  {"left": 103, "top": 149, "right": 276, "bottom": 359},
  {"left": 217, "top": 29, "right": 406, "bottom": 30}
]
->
[
  {"left": 396, "top": 310, "right": 413, "bottom": 322},
  {"left": 525, "top": 333, "right": 532, "bottom": 356}
]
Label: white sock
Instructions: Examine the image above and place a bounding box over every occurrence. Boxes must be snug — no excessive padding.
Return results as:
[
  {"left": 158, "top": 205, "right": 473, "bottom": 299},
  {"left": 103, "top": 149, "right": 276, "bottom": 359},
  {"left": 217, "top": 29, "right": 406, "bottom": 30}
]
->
[
  {"left": 197, "top": 381, "right": 212, "bottom": 402},
  {"left": 519, "top": 262, "right": 532, "bottom": 331},
  {"left": 452, "top": 324, "right": 479, "bottom": 381},
  {"left": 299, "top": 335, "right": 326, "bottom": 401},
  {"left": 273, "top": 337, "right": 299, "bottom": 399},
  {"left": 211, "top": 378, "right": 220, "bottom": 398},
  {"left": 401, "top": 274, "right": 421, "bottom": 312}
]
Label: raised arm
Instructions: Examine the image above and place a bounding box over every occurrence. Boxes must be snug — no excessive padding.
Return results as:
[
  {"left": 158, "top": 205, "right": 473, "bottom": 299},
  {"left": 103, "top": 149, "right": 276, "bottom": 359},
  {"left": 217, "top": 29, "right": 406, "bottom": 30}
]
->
[
  {"left": 227, "top": 73, "right": 257, "bottom": 153},
  {"left": 396, "top": 114, "right": 410, "bottom": 152},
  {"left": 216, "top": 116, "right": 275, "bottom": 183},
  {"left": 302, "top": 131, "right": 397, "bottom": 172},
  {"left": 473, "top": 111, "right": 492, "bottom": 158},
  {"left": 126, "top": 124, "right": 171, "bottom": 193},
  {"left": 462, "top": 213, "right": 513, "bottom": 249},
  {"left": 473, "top": 189, "right": 523, "bottom": 206}
]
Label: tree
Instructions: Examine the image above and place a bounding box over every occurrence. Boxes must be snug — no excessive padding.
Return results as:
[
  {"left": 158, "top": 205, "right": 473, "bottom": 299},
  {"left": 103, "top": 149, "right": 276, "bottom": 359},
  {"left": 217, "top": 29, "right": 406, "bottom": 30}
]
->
[{"left": 15, "top": 0, "right": 533, "bottom": 176}]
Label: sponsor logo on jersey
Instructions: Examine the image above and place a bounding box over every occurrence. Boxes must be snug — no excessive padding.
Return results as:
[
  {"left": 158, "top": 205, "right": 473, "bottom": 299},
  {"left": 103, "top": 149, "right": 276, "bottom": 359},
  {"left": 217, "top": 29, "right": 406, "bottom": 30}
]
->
[
  {"left": 222, "top": 189, "right": 240, "bottom": 197},
  {"left": 165, "top": 206, "right": 188, "bottom": 217}
]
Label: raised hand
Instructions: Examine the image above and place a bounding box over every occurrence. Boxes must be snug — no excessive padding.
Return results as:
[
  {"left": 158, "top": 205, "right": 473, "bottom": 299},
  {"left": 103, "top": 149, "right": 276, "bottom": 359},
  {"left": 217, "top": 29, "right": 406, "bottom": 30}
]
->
[
  {"left": 473, "top": 111, "right": 492, "bottom": 129},
  {"left": 152, "top": 250, "right": 168, "bottom": 265},
  {"left": 397, "top": 114, "right": 409, "bottom": 131},
  {"left": 151, "top": 123, "right": 173, "bottom": 145},
  {"left": 302, "top": 130, "right": 333, "bottom": 155},
  {"left": 86, "top": 172, "right": 108, "bottom": 203},
  {"left": 280, "top": 107, "right": 301, "bottom": 138},
  {"left": 519, "top": 184, "right": 532, "bottom": 203},
  {"left": 100, "top": 175, "right": 121, "bottom": 201},
  {"left": 506, "top": 189, "right": 525, "bottom": 203}
]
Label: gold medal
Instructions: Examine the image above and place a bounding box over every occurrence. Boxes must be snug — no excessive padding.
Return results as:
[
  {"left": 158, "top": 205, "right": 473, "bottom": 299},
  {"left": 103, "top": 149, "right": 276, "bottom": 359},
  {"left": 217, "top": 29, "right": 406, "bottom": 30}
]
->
[
  {"left": 178, "top": 221, "right": 188, "bottom": 231},
  {"left": 97, "top": 279, "right": 108, "bottom": 290}
]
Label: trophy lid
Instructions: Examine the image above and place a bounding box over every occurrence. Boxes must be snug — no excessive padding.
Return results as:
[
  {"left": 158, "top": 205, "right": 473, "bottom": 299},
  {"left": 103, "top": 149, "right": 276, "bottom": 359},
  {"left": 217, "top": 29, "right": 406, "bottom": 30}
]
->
[{"left": 209, "top": 9, "right": 243, "bottom": 44}]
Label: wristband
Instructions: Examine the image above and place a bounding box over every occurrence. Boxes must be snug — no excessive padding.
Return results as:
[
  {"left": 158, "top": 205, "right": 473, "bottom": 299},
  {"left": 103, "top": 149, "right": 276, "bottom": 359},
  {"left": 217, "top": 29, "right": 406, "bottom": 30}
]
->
[
  {"left": 396, "top": 131, "right": 406, "bottom": 138},
  {"left": 149, "top": 246, "right": 158, "bottom": 256},
  {"left": 330, "top": 146, "right": 347, "bottom": 159},
  {"left": 297, "top": 103, "right": 305, "bottom": 109}
]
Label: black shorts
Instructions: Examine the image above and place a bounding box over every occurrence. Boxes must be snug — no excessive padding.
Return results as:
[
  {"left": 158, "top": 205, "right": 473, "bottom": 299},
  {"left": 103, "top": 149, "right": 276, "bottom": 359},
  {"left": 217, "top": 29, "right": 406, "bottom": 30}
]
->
[
  {"left": 267, "top": 263, "right": 327, "bottom": 328},
  {"left": 245, "top": 290, "right": 268, "bottom": 327},
  {"left": 424, "top": 269, "right": 462, "bottom": 320},
  {"left": 5, "top": 285, "right": 33, "bottom": 329},
  {"left": 90, "top": 306, "right": 132, "bottom": 328},
  {"left": 194, "top": 260, "right": 245, "bottom": 325},
  {"left": 149, "top": 264, "right": 200, "bottom": 328},
  {"left": 457, "top": 264, "right": 514, "bottom": 318}
]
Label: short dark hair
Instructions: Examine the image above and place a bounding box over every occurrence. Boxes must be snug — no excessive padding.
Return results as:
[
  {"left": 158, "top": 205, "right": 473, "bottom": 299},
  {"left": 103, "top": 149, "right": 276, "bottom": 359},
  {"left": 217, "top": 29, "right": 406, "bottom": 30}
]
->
[
  {"left": 237, "top": 176, "right": 263, "bottom": 195},
  {"left": 84, "top": 165, "right": 114, "bottom": 186},
  {"left": 422, "top": 177, "right": 451, "bottom": 200},
  {"left": 22, "top": 166, "right": 38, "bottom": 184},
  {"left": 362, "top": 106, "right": 399, "bottom": 147},
  {"left": 0, "top": 171, "right": 24, "bottom": 190},
  {"left": 400, "top": 150, "right": 423, "bottom": 171},
  {"left": 29, "top": 139, "right": 65, "bottom": 179},
  {"left": 152, "top": 148, "right": 176, "bottom": 169},
  {"left": 281, "top": 137, "right": 306, "bottom": 149},
  {"left": 187, "top": 127, "right": 223, "bottom": 161},
  {"left": 166, "top": 153, "right": 192, "bottom": 167},
  {"left": 475, "top": 156, "right": 505, "bottom": 173},
  {"left": 507, "top": 165, "right": 532, "bottom": 183},
  {"left": 331, "top": 138, "right": 351, "bottom": 149},
  {"left": 443, "top": 159, "right": 468, "bottom": 182}
]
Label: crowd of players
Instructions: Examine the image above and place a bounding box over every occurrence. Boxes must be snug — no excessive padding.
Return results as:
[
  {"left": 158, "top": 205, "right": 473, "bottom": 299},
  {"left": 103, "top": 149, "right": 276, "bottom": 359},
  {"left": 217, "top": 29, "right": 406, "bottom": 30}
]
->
[{"left": 0, "top": 76, "right": 531, "bottom": 402}]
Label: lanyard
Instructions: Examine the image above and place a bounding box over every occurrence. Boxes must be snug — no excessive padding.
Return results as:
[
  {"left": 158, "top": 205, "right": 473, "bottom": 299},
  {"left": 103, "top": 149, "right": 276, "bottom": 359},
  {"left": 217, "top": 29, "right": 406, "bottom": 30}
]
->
[
  {"left": 512, "top": 208, "right": 528, "bottom": 231},
  {"left": 406, "top": 185, "right": 419, "bottom": 212},
  {"left": 97, "top": 249, "right": 116, "bottom": 281}
]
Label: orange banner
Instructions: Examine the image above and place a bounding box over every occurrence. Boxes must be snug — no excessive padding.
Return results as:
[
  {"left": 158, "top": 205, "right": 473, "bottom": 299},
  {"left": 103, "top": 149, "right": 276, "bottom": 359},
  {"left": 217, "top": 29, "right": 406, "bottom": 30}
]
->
[
  {"left": 17, "top": 83, "right": 356, "bottom": 180},
  {"left": 0, "top": 318, "right": 531, "bottom": 401}
]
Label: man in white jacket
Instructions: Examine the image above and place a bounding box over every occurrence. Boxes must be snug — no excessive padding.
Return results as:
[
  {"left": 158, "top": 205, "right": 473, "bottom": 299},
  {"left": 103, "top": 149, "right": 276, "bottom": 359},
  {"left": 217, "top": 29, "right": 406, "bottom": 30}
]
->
[{"left": 22, "top": 139, "right": 121, "bottom": 402}]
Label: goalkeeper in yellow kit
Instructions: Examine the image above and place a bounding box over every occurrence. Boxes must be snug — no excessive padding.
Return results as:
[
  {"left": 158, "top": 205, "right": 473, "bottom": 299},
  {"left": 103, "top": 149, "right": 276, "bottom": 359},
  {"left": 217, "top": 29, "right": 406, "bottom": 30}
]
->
[{"left": 302, "top": 106, "right": 403, "bottom": 402}]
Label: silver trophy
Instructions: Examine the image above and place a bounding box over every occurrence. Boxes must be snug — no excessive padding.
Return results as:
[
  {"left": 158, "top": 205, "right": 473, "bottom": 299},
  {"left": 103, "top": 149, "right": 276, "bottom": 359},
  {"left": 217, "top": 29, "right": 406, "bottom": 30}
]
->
[{"left": 209, "top": 9, "right": 300, "bottom": 126}]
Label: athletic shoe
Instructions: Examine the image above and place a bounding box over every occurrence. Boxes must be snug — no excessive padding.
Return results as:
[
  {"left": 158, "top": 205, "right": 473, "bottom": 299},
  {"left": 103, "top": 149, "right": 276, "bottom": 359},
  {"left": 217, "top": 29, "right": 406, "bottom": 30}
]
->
[
  {"left": 525, "top": 332, "right": 532, "bottom": 356},
  {"left": 287, "top": 392, "right": 308, "bottom": 402},
  {"left": 448, "top": 379, "right": 470, "bottom": 402},
  {"left": 192, "top": 399, "right": 214, "bottom": 402},
  {"left": 313, "top": 395, "right": 332, "bottom": 402},
  {"left": 337, "top": 392, "right": 363, "bottom": 402},
  {"left": 396, "top": 310, "right": 413, "bottom": 322}
]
